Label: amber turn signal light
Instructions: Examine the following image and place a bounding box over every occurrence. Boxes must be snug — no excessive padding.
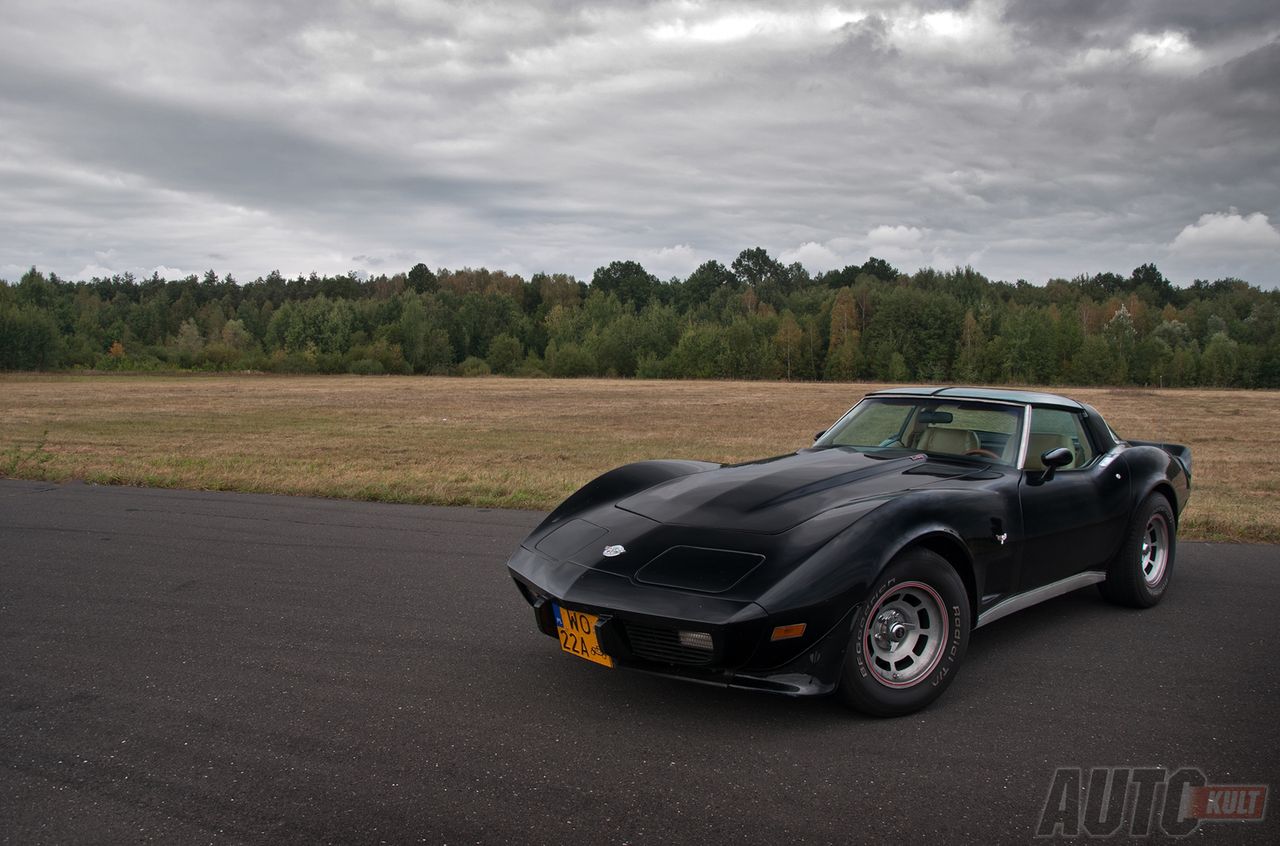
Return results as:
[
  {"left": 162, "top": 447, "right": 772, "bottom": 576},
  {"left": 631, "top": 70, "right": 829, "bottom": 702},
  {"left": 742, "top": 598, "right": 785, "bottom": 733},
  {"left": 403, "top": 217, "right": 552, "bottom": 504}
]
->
[{"left": 770, "top": 623, "right": 806, "bottom": 641}]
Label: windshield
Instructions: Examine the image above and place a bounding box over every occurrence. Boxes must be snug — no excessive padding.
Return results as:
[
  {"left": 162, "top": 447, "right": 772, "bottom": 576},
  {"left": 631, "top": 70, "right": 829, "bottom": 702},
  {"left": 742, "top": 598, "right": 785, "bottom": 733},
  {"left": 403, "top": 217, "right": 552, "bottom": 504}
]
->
[{"left": 816, "top": 397, "right": 1025, "bottom": 466}]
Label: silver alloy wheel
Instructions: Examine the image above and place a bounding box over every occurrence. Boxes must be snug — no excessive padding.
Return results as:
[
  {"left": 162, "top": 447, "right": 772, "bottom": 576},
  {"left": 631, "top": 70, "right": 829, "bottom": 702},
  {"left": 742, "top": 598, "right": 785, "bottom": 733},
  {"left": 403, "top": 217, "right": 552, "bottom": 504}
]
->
[
  {"left": 1140, "top": 512, "right": 1170, "bottom": 586},
  {"left": 864, "top": 581, "right": 948, "bottom": 688}
]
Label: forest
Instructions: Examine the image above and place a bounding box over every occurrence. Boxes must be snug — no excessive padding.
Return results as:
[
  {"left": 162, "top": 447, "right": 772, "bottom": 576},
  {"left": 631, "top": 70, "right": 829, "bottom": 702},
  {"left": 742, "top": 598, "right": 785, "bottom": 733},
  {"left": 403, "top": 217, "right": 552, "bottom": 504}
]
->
[{"left": 2, "top": 249, "right": 1278, "bottom": 387}]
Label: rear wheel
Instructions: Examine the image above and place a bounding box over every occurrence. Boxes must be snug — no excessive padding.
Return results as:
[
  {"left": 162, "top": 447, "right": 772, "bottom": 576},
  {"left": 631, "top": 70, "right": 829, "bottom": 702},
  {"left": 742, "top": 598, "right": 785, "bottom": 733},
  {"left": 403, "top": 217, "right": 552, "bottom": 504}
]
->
[
  {"left": 1100, "top": 493, "right": 1177, "bottom": 608},
  {"left": 838, "top": 548, "right": 969, "bottom": 717}
]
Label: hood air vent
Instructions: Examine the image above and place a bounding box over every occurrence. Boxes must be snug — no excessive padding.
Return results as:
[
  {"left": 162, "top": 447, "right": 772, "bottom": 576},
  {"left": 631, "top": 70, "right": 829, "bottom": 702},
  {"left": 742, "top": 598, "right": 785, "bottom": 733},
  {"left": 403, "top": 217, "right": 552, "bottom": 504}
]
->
[{"left": 634, "top": 546, "right": 764, "bottom": 594}]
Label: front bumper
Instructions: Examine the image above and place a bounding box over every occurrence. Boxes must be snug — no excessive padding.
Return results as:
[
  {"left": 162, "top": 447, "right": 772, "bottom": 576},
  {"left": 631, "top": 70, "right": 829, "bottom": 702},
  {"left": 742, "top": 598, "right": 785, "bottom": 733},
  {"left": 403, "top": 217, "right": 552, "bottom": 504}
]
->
[{"left": 508, "top": 545, "right": 857, "bottom": 696}]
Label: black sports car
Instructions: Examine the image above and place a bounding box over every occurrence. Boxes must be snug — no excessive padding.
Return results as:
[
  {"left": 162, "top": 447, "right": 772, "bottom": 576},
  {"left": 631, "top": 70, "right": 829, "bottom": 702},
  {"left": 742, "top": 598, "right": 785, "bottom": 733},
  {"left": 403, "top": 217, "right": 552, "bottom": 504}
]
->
[{"left": 507, "top": 387, "right": 1191, "bottom": 716}]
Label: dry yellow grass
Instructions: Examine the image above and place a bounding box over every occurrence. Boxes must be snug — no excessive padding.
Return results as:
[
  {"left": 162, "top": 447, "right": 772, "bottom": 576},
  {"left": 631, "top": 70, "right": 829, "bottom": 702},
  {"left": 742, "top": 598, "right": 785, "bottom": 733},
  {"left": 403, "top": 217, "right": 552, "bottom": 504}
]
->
[{"left": 1, "top": 373, "right": 1276, "bottom": 542}]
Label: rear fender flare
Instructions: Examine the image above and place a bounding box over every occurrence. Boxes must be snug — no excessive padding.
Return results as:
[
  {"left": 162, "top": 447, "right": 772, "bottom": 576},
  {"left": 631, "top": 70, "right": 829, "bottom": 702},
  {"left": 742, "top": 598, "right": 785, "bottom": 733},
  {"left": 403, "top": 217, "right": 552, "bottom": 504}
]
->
[{"left": 1124, "top": 447, "right": 1189, "bottom": 520}]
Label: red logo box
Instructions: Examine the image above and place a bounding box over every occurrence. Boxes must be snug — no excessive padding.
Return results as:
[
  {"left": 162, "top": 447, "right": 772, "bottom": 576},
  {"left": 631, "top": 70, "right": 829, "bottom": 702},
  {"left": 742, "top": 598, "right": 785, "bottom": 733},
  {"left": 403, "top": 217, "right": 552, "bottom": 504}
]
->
[{"left": 1186, "top": 785, "right": 1268, "bottom": 821}]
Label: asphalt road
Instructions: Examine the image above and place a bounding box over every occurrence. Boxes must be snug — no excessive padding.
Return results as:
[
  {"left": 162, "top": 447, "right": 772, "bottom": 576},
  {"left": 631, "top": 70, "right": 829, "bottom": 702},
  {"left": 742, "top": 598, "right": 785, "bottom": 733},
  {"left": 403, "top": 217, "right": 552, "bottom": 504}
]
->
[{"left": 2, "top": 479, "right": 1277, "bottom": 845}]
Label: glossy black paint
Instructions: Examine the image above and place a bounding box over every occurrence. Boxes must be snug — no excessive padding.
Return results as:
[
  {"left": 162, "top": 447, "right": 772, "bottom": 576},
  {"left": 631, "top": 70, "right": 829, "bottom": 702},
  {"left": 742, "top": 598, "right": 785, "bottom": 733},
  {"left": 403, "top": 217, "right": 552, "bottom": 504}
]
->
[{"left": 506, "top": 388, "right": 1191, "bottom": 697}]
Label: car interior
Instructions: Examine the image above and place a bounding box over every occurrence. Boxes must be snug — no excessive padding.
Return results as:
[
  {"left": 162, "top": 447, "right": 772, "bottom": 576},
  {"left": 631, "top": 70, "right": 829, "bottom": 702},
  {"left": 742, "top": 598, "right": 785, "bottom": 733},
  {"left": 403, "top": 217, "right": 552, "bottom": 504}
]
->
[
  {"left": 914, "top": 426, "right": 980, "bottom": 455},
  {"left": 902, "top": 405, "right": 1020, "bottom": 464},
  {"left": 831, "top": 400, "right": 1097, "bottom": 472},
  {"left": 1023, "top": 433, "right": 1077, "bottom": 470},
  {"left": 907, "top": 406, "right": 1094, "bottom": 472}
]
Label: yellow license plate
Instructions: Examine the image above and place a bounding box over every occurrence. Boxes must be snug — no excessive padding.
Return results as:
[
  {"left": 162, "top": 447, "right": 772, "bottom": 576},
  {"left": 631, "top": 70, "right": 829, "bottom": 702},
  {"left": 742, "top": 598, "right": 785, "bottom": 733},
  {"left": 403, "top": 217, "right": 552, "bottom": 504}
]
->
[{"left": 555, "top": 606, "right": 614, "bottom": 668}]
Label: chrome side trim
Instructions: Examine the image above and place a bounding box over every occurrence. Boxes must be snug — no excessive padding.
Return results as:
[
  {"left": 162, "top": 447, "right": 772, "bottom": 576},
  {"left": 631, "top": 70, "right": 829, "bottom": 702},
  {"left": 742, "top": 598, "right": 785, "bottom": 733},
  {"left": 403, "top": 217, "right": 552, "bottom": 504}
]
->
[
  {"left": 1016, "top": 403, "right": 1032, "bottom": 469},
  {"left": 975, "top": 571, "right": 1106, "bottom": 629}
]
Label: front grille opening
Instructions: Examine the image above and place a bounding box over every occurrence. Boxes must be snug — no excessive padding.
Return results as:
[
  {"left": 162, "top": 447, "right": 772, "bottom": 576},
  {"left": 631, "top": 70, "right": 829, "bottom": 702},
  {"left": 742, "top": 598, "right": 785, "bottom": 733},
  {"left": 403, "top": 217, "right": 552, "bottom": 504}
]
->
[{"left": 623, "top": 623, "right": 715, "bottom": 666}]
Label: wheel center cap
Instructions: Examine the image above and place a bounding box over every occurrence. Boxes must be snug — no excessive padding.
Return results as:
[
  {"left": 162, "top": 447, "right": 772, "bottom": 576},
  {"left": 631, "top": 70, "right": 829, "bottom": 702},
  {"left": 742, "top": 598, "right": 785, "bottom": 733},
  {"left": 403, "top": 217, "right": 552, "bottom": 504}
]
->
[{"left": 873, "top": 609, "right": 910, "bottom": 651}]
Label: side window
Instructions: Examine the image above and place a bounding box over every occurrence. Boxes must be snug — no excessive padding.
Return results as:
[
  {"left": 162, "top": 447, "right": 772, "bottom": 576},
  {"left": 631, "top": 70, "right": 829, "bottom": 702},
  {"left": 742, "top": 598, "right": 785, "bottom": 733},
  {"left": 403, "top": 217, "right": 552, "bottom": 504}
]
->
[{"left": 1026, "top": 408, "right": 1097, "bottom": 471}]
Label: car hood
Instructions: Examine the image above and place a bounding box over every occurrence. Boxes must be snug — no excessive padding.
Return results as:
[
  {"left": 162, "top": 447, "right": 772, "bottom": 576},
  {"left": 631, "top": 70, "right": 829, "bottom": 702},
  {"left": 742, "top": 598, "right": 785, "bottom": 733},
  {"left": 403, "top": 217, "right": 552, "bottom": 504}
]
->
[{"left": 616, "top": 448, "right": 975, "bottom": 534}]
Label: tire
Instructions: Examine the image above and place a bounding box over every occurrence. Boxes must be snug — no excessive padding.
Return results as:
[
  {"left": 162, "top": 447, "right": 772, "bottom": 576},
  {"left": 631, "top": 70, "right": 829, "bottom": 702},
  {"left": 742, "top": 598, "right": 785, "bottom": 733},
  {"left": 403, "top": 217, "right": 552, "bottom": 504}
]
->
[
  {"left": 837, "top": 548, "right": 970, "bottom": 717},
  {"left": 1100, "top": 493, "right": 1177, "bottom": 608}
]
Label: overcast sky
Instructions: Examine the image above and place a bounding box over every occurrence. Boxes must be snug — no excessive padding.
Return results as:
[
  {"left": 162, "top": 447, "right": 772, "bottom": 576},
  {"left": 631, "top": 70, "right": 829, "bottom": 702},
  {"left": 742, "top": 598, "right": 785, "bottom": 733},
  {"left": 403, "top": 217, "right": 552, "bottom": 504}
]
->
[{"left": 3, "top": 0, "right": 1278, "bottom": 289}]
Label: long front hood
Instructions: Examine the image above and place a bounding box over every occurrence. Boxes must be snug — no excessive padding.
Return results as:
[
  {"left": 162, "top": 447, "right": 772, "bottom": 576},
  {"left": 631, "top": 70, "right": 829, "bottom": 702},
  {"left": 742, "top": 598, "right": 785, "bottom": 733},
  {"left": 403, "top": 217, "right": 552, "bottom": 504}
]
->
[{"left": 616, "top": 448, "right": 972, "bottom": 534}]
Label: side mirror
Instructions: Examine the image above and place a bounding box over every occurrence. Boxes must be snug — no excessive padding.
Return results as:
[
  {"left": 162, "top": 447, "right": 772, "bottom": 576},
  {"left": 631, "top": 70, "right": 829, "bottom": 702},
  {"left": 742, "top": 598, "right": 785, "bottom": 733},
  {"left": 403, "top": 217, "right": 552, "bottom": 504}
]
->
[
  {"left": 814, "top": 430, "right": 826, "bottom": 442},
  {"left": 1040, "top": 447, "right": 1073, "bottom": 481}
]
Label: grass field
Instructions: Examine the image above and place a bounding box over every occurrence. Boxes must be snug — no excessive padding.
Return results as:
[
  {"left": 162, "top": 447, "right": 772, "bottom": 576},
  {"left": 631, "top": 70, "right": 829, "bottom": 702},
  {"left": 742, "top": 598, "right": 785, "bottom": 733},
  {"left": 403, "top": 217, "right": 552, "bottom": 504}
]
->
[{"left": 2, "top": 373, "right": 1276, "bottom": 543}]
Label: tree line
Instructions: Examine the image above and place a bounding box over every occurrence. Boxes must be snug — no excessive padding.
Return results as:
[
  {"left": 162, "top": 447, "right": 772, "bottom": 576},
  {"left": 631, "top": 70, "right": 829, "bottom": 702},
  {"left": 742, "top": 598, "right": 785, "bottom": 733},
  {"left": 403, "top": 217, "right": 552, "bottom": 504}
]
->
[{"left": 2, "top": 249, "right": 1278, "bottom": 387}]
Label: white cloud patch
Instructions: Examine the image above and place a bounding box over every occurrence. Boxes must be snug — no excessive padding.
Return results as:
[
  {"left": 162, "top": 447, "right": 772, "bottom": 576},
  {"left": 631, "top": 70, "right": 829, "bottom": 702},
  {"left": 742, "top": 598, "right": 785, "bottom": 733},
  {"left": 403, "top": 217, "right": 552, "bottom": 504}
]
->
[
  {"left": 863, "top": 224, "right": 938, "bottom": 269},
  {"left": 781, "top": 227, "right": 939, "bottom": 275},
  {"left": 647, "top": 243, "right": 701, "bottom": 279},
  {"left": 648, "top": 6, "right": 865, "bottom": 46},
  {"left": 1128, "top": 30, "right": 1204, "bottom": 72},
  {"left": 75, "top": 263, "right": 117, "bottom": 280},
  {"left": 1170, "top": 210, "right": 1280, "bottom": 254},
  {"left": 886, "top": 0, "right": 1013, "bottom": 63},
  {"left": 780, "top": 240, "right": 844, "bottom": 271},
  {"left": 867, "top": 224, "right": 927, "bottom": 248}
]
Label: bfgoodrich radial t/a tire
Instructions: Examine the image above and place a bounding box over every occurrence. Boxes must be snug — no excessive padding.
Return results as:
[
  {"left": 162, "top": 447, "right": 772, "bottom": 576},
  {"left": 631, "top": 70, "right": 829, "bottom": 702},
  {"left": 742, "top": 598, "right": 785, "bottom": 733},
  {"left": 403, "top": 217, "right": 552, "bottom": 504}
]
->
[
  {"left": 838, "top": 548, "right": 970, "bottom": 717},
  {"left": 1100, "top": 493, "right": 1177, "bottom": 609}
]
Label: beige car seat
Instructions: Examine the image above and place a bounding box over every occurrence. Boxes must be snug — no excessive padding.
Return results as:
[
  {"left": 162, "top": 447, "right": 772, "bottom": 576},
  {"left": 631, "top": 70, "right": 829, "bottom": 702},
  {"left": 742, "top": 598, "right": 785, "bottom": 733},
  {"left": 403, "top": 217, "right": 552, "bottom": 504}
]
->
[
  {"left": 916, "top": 427, "right": 980, "bottom": 456},
  {"left": 1024, "top": 433, "right": 1075, "bottom": 470}
]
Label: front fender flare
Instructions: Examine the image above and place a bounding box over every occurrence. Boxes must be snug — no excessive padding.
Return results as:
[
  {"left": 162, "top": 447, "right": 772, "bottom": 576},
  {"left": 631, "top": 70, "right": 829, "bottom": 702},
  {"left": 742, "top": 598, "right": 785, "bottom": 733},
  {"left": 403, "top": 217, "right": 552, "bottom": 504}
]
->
[{"left": 756, "top": 490, "right": 997, "bottom": 622}]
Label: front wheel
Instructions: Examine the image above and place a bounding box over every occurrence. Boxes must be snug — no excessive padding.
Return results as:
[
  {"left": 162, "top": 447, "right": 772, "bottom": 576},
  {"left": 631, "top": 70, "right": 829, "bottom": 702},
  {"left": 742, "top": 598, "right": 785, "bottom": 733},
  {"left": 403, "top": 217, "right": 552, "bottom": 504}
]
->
[
  {"left": 837, "top": 548, "right": 970, "bottom": 717},
  {"left": 1100, "top": 493, "right": 1177, "bottom": 608}
]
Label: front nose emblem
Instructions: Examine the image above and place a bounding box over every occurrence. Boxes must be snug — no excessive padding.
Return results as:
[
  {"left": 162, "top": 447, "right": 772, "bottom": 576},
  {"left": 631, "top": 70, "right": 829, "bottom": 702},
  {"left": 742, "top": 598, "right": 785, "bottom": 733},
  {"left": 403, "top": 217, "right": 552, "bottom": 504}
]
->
[{"left": 602, "top": 545, "right": 626, "bottom": 557}]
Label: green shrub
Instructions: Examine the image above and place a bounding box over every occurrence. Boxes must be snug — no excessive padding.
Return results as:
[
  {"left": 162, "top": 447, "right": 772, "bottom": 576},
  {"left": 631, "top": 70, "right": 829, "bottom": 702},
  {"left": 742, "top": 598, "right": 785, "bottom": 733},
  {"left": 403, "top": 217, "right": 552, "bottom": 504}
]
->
[
  {"left": 0, "top": 303, "right": 62, "bottom": 369},
  {"left": 486, "top": 333, "right": 523, "bottom": 374},
  {"left": 546, "top": 341, "right": 595, "bottom": 377},
  {"left": 458, "top": 356, "right": 492, "bottom": 376},
  {"left": 344, "top": 339, "right": 410, "bottom": 375},
  {"left": 268, "top": 349, "right": 318, "bottom": 373},
  {"left": 200, "top": 343, "right": 241, "bottom": 370},
  {"left": 513, "top": 352, "right": 548, "bottom": 378},
  {"left": 348, "top": 358, "right": 384, "bottom": 375},
  {"left": 635, "top": 353, "right": 670, "bottom": 379}
]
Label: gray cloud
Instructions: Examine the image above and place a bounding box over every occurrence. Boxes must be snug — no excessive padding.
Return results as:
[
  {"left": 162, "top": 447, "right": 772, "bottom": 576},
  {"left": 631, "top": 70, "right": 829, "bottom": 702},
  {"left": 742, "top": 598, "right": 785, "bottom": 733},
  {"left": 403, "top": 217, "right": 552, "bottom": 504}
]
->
[
  {"left": 1003, "top": 0, "right": 1280, "bottom": 46},
  {"left": 2, "top": 0, "right": 1278, "bottom": 287}
]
